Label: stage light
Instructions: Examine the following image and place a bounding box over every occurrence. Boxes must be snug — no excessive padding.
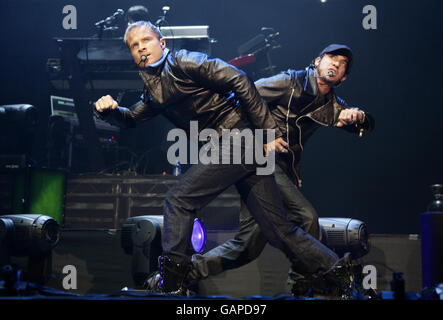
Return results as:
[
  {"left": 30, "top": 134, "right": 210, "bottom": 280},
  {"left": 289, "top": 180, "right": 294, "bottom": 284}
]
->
[
  {"left": 0, "top": 104, "right": 38, "bottom": 127},
  {"left": 120, "top": 215, "right": 369, "bottom": 289},
  {"left": 0, "top": 214, "right": 60, "bottom": 255},
  {"left": 191, "top": 218, "right": 206, "bottom": 253},
  {"left": 0, "top": 217, "right": 14, "bottom": 243},
  {"left": 121, "top": 215, "right": 207, "bottom": 287},
  {"left": 319, "top": 218, "right": 370, "bottom": 258},
  {"left": 121, "top": 215, "right": 163, "bottom": 288},
  {"left": 0, "top": 104, "right": 38, "bottom": 155},
  {"left": 0, "top": 214, "right": 60, "bottom": 285}
]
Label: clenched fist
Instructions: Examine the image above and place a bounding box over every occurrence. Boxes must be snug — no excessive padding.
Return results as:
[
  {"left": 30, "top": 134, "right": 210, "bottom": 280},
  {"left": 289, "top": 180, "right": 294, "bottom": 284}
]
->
[
  {"left": 336, "top": 108, "right": 365, "bottom": 127},
  {"left": 95, "top": 95, "right": 118, "bottom": 112}
]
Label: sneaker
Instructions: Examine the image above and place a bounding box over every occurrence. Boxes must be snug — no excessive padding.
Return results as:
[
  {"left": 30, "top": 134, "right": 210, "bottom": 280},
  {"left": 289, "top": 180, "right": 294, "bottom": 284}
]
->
[
  {"left": 291, "top": 277, "right": 315, "bottom": 298},
  {"left": 291, "top": 254, "right": 367, "bottom": 300},
  {"left": 146, "top": 255, "right": 191, "bottom": 296},
  {"left": 320, "top": 253, "right": 363, "bottom": 299},
  {"left": 143, "top": 271, "right": 162, "bottom": 291}
]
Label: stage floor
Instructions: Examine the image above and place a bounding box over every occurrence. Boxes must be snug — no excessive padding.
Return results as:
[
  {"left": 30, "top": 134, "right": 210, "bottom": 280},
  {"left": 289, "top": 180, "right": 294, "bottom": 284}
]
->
[{"left": 7, "top": 230, "right": 422, "bottom": 297}]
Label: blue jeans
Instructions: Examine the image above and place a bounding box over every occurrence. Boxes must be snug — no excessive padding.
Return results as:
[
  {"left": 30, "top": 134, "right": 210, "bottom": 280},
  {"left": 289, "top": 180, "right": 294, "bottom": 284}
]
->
[
  {"left": 189, "top": 164, "right": 322, "bottom": 280},
  {"left": 162, "top": 133, "right": 337, "bottom": 275}
]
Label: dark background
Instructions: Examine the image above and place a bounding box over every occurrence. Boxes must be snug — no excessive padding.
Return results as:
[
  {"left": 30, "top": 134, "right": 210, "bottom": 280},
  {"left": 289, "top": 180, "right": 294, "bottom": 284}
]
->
[{"left": 0, "top": 0, "right": 442, "bottom": 234}]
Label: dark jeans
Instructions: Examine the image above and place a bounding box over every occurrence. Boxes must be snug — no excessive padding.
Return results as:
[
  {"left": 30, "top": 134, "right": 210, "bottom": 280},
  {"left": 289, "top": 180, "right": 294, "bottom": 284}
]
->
[
  {"left": 189, "top": 164, "right": 322, "bottom": 281},
  {"left": 162, "top": 132, "right": 337, "bottom": 276}
]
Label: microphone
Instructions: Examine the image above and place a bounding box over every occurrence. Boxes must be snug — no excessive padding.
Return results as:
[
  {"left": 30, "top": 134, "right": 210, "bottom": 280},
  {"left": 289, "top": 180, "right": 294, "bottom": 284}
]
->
[
  {"left": 156, "top": 5, "right": 171, "bottom": 27},
  {"left": 267, "top": 32, "right": 280, "bottom": 39},
  {"left": 106, "top": 9, "right": 124, "bottom": 24},
  {"left": 95, "top": 9, "right": 125, "bottom": 27},
  {"left": 138, "top": 55, "right": 148, "bottom": 66},
  {"left": 315, "top": 69, "right": 335, "bottom": 79},
  {"left": 112, "top": 9, "right": 124, "bottom": 17}
]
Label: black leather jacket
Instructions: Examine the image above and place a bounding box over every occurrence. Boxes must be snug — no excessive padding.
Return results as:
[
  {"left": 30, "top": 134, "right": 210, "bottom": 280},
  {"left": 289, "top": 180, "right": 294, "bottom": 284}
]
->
[
  {"left": 255, "top": 66, "right": 375, "bottom": 187},
  {"left": 98, "top": 49, "right": 282, "bottom": 139}
]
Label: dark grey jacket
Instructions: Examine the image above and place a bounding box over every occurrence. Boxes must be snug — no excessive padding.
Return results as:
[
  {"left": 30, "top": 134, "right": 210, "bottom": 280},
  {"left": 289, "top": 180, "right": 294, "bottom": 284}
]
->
[
  {"left": 255, "top": 66, "right": 375, "bottom": 187},
  {"left": 97, "top": 49, "right": 282, "bottom": 139}
]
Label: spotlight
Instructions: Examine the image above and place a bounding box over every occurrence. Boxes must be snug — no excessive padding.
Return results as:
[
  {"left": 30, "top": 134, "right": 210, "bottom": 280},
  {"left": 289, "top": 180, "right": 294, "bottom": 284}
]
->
[
  {"left": 191, "top": 218, "right": 206, "bottom": 253},
  {"left": 121, "top": 215, "right": 207, "bottom": 287},
  {"left": 0, "top": 214, "right": 60, "bottom": 256},
  {"left": 0, "top": 214, "right": 60, "bottom": 285},
  {"left": 319, "top": 218, "right": 370, "bottom": 258},
  {"left": 0, "top": 104, "right": 38, "bottom": 155},
  {"left": 0, "top": 217, "right": 13, "bottom": 237},
  {"left": 121, "top": 215, "right": 163, "bottom": 288}
]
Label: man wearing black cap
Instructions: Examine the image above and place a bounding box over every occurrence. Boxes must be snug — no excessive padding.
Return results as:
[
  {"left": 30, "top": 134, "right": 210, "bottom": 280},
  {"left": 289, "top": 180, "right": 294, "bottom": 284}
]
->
[{"left": 145, "top": 44, "right": 374, "bottom": 296}]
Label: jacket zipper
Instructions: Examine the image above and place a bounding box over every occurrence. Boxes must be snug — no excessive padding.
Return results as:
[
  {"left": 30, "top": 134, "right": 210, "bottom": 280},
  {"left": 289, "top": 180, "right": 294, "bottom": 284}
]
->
[
  {"left": 295, "top": 113, "right": 329, "bottom": 151},
  {"left": 285, "top": 88, "right": 303, "bottom": 187},
  {"left": 291, "top": 109, "right": 328, "bottom": 188},
  {"left": 287, "top": 70, "right": 331, "bottom": 187}
]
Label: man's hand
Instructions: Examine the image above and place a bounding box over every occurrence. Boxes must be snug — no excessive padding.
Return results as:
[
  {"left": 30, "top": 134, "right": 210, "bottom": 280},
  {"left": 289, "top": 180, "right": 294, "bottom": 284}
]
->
[
  {"left": 264, "top": 137, "right": 289, "bottom": 156},
  {"left": 95, "top": 95, "right": 118, "bottom": 112},
  {"left": 336, "top": 108, "right": 365, "bottom": 127}
]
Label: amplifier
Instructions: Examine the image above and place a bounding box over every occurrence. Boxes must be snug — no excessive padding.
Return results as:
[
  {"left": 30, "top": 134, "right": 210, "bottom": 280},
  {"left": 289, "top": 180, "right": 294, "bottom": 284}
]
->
[{"left": 0, "top": 154, "right": 27, "bottom": 171}]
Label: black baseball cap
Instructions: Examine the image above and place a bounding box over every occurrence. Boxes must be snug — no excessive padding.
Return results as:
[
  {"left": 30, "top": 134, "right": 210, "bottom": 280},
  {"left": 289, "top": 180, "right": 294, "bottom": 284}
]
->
[{"left": 318, "top": 44, "right": 353, "bottom": 75}]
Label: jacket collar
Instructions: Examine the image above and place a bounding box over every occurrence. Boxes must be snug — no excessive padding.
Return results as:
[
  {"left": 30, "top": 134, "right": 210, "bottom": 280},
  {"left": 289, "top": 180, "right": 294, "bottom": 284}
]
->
[
  {"left": 303, "top": 66, "right": 335, "bottom": 99},
  {"left": 303, "top": 66, "right": 318, "bottom": 97},
  {"left": 139, "top": 48, "right": 170, "bottom": 76},
  {"left": 148, "top": 48, "right": 170, "bottom": 68},
  {"left": 300, "top": 66, "right": 341, "bottom": 126}
]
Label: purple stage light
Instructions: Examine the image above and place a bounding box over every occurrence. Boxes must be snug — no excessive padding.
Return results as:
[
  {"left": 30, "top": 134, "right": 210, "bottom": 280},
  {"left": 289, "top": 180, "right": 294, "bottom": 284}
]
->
[{"left": 191, "top": 218, "right": 206, "bottom": 253}]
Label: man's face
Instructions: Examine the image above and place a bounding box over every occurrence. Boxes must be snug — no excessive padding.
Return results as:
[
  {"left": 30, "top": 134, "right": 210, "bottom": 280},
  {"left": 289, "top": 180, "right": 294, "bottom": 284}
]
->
[
  {"left": 315, "top": 53, "right": 348, "bottom": 85},
  {"left": 127, "top": 25, "right": 166, "bottom": 67}
]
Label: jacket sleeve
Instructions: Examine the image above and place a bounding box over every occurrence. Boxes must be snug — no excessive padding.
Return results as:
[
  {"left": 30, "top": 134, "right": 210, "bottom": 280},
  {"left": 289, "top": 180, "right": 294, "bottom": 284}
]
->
[
  {"left": 94, "top": 96, "right": 161, "bottom": 128},
  {"left": 176, "top": 50, "right": 282, "bottom": 138},
  {"left": 334, "top": 96, "right": 375, "bottom": 135},
  {"left": 254, "top": 72, "right": 293, "bottom": 106}
]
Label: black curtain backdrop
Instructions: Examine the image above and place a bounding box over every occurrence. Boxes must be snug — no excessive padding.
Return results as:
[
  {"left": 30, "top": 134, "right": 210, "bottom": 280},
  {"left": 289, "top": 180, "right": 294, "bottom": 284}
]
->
[{"left": 0, "top": 0, "right": 442, "bottom": 234}]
